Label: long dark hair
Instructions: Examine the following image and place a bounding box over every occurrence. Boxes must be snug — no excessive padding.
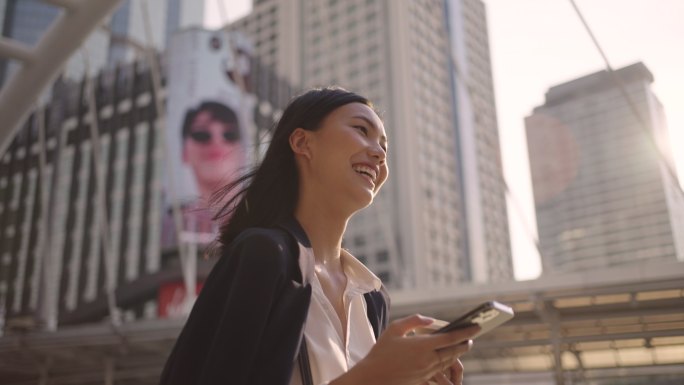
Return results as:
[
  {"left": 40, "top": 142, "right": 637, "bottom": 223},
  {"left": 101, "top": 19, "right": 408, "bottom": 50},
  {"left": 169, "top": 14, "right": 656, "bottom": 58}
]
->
[{"left": 212, "top": 87, "right": 373, "bottom": 248}]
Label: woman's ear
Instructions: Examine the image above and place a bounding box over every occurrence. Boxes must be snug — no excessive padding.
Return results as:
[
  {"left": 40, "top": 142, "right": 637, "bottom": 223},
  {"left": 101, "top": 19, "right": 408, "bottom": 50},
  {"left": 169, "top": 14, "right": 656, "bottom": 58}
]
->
[{"left": 289, "top": 128, "right": 312, "bottom": 160}]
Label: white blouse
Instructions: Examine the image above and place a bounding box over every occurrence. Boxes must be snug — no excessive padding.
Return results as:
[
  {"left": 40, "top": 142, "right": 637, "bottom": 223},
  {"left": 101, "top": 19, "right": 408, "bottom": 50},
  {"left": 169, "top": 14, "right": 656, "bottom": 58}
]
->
[{"left": 289, "top": 243, "right": 383, "bottom": 385}]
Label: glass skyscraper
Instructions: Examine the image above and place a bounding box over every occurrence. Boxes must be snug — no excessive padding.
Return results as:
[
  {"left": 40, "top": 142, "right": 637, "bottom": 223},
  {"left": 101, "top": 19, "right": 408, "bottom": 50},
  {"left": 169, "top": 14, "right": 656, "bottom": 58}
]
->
[{"left": 526, "top": 62, "right": 684, "bottom": 273}]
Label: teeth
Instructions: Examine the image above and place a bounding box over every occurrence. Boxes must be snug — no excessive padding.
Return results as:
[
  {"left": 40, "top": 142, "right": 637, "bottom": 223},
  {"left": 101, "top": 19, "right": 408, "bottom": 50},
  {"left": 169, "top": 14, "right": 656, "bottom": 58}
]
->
[{"left": 353, "top": 165, "right": 377, "bottom": 181}]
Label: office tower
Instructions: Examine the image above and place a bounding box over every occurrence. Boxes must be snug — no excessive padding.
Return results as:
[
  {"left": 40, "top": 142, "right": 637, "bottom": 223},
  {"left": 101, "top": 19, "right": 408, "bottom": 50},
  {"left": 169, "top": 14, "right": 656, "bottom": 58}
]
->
[
  {"left": 526, "top": 62, "right": 684, "bottom": 273},
  {"left": 446, "top": 0, "right": 512, "bottom": 282},
  {"left": 106, "top": 0, "right": 204, "bottom": 65},
  {"left": 0, "top": 0, "right": 204, "bottom": 86},
  {"left": 228, "top": 0, "right": 513, "bottom": 288}
]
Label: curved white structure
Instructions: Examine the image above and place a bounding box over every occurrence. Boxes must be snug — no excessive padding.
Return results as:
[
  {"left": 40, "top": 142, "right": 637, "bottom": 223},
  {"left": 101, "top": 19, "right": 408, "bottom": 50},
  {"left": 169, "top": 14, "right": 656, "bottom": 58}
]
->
[{"left": 0, "top": 0, "right": 123, "bottom": 155}]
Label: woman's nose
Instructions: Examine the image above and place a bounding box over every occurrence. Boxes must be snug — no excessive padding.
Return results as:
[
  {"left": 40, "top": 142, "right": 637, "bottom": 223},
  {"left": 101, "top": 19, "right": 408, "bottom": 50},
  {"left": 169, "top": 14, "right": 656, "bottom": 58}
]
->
[{"left": 368, "top": 142, "right": 386, "bottom": 163}]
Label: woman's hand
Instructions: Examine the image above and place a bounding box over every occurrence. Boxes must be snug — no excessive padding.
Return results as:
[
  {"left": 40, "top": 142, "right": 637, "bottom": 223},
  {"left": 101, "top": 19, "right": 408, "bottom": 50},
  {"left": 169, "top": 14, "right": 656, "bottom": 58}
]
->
[
  {"left": 330, "top": 314, "right": 479, "bottom": 385},
  {"left": 425, "top": 358, "right": 464, "bottom": 385}
]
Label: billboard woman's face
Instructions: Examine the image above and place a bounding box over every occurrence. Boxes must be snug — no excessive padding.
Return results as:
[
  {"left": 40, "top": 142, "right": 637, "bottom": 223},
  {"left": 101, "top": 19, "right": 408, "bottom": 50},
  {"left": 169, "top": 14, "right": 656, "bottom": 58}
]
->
[{"left": 182, "top": 110, "right": 245, "bottom": 196}]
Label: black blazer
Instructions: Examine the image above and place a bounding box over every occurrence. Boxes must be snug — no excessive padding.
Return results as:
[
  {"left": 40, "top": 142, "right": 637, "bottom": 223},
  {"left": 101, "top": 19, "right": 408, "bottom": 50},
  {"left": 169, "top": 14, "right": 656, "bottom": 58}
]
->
[{"left": 159, "top": 219, "right": 390, "bottom": 385}]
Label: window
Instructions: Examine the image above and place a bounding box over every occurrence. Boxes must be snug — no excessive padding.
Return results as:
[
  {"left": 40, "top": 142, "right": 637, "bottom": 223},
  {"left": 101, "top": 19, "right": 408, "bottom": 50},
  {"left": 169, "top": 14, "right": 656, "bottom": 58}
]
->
[{"left": 377, "top": 250, "right": 389, "bottom": 262}]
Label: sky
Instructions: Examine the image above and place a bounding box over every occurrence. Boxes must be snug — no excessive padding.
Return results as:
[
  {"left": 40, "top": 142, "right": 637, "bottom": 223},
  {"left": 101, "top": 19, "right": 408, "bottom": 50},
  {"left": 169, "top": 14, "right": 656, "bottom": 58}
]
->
[{"left": 204, "top": 0, "right": 684, "bottom": 281}]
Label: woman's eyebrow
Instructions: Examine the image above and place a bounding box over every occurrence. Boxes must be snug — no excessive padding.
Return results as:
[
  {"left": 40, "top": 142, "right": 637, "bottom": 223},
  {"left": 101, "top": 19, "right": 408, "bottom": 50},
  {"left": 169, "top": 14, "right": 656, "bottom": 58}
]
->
[{"left": 353, "top": 115, "right": 387, "bottom": 145}]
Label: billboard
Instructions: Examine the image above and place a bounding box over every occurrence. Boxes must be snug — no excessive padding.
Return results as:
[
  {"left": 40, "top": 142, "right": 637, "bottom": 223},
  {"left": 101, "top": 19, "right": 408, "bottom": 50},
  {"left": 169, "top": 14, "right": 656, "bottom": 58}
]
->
[{"left": 163, "top": 28, "right": 255, "bottom": 249}]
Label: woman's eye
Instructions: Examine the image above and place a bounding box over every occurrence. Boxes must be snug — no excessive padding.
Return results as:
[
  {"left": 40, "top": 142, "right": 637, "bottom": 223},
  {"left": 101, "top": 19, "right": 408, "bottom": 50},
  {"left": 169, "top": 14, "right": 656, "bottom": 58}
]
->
[{"left": 355, "top": 125, "right": 368, "bottom": 135}]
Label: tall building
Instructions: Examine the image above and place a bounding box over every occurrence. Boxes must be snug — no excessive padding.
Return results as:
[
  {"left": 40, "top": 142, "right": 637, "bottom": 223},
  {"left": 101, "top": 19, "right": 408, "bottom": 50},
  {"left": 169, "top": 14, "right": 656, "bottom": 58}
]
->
[
  {"left": 228, "top": 0, "right": 513, "bottom": 288},
  {"left": 0, "top": 0, "right": 59, "bottom": 86},
  {"left": 446, "top": 0, "right": 511, "bottom": 282},
  {"left": 0, "top": 0, "right": 204, "bottom": 86},
  {"left": 525, "top": 62, "right": 684, "bottom": 273},
  {"left": 106, "top": 0, "right": 204, "bottom": 65}
]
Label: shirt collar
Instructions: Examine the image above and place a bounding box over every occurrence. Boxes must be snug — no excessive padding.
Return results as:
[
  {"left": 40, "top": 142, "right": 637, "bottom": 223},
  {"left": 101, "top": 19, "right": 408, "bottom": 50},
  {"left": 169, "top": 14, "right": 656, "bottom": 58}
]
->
[{"left": 340, "top": 248, "right": 383, "bottom": 293}]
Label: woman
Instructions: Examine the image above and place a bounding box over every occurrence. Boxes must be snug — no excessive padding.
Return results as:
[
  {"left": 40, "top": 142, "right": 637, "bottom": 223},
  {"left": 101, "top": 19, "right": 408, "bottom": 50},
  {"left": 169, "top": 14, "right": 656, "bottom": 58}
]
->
[
  {"left": 181, "top": 101, "right": 246, "bottom": 205},
  {"left": 161, "top": 101, "right": 245, "bottom": 245},
  {"left": 159, "top": 88, "right": 479, "bottom": 385}
]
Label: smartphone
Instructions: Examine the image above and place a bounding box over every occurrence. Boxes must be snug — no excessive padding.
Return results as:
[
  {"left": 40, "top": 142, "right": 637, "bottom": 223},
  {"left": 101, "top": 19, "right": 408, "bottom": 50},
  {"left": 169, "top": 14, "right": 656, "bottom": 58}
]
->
[{"left": 433, "top": 300, "right": 514, "bottom": 338}]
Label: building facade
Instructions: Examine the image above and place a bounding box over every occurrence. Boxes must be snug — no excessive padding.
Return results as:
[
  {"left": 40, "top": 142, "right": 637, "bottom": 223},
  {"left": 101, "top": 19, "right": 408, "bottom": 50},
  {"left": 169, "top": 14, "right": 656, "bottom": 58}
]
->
[
  {"left": 0, "top": 47, "right": 293, "bottom": 332},
  {"left": 0, "top": 60, "right": 164, "bottom": 331},
  {"left": 525, "top": 62, "right": 684, "bottom": 273},
  {"left": 0, "top": 0, "right": 204, "bottom": 86},
  {"left": 228, "top": 0, "right": 513, "bottom": 288}
]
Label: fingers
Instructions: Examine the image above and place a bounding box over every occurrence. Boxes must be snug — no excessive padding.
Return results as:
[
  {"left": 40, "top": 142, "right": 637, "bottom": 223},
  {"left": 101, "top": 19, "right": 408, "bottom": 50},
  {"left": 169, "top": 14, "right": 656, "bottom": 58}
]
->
[
  {"left": 449, "top": 359, "right": 464, "bottom": 385},
  {"left": 385, "top": 314, "right": 436, "bottom": 337},
  {"left": 437, "top": 340, "right": 473, "bottom": 359},
  {"left": 431, "top": 356, "right": 465, "bottom": 385},
  {"left": 431, "top": 325, "right": 480, "bottom": 349},
  {"left": 432, "top": 340, "right": 472, "bottom": 373},
  {"left": 433, "top": 372, "right": 453, "bottom": 385}
]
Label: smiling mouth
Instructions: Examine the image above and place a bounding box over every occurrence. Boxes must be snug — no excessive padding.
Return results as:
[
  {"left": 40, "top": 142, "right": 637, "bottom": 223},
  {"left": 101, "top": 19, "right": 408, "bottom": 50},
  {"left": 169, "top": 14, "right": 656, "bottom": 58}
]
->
[
  {"left": 356, "top": 172, "right": 375, "bottom": 188},
  {"left": 352, "top": 164, "right": 377, "bottom": 183}
]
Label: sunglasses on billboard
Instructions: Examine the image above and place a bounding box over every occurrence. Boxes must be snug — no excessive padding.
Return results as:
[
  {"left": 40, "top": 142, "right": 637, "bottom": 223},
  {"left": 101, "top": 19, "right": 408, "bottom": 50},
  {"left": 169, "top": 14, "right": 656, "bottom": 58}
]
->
[{"left": 188, "top": 130, "right": 241, "bottom": 144}]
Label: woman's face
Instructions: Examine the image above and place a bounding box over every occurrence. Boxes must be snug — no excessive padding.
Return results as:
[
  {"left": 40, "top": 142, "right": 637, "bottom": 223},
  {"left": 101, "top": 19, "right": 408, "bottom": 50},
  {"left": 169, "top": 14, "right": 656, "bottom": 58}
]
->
[
  {"left": 182, "top": 110, "right": 245, "bottom": 193},
  {"left": 303, "top": 102, "right": 388, "bottom": 208}
]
